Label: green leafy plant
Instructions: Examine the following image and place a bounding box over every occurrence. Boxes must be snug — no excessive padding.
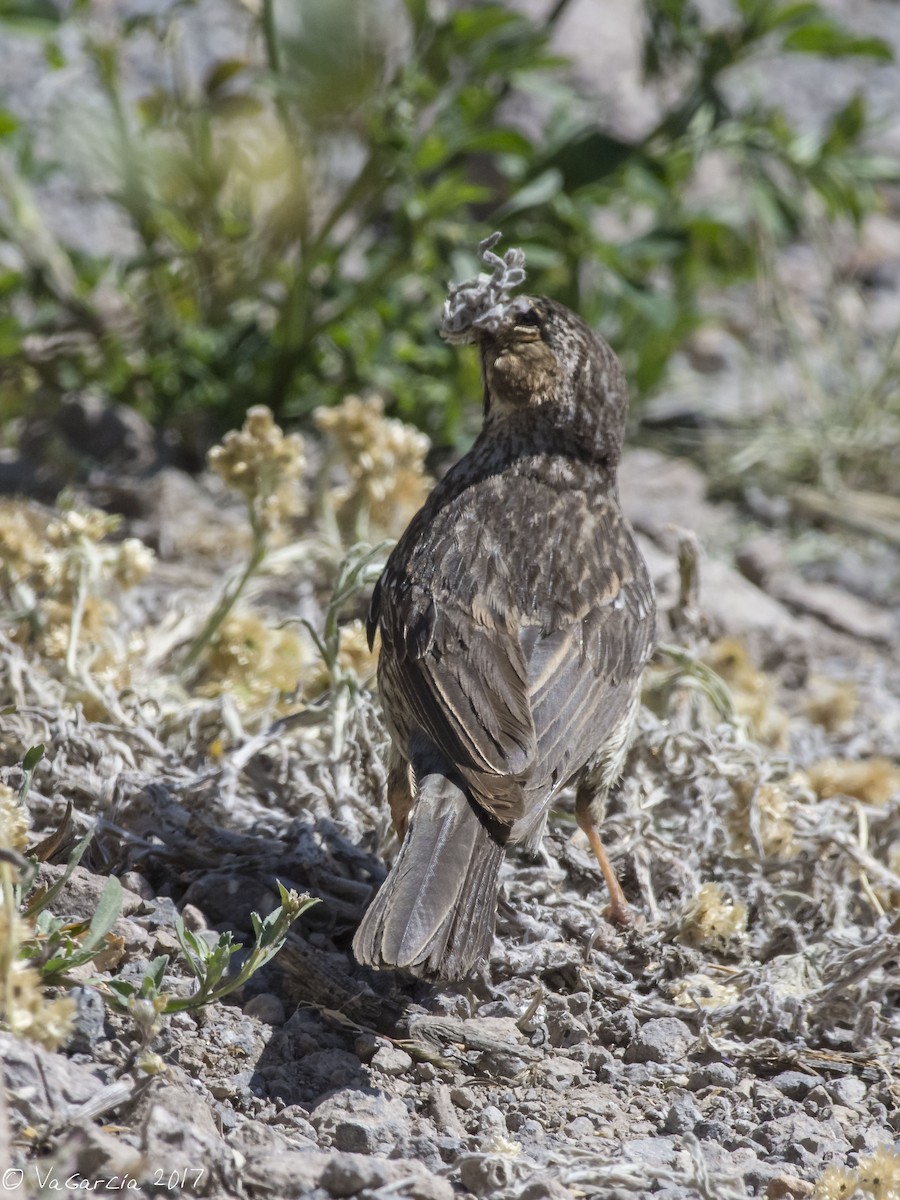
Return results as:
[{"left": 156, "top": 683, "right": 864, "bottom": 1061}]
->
[
  {"left": 103, "top": 882, "right": 318, "bottom": 1018},
  {"left": 0, "top": 0, "right": 894, "bottom": 451}
]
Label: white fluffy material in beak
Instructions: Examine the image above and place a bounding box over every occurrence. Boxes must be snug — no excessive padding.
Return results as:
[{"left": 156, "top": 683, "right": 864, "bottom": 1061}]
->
[{"left": 440, "top": 232, "right": 527, "bottom": 344}]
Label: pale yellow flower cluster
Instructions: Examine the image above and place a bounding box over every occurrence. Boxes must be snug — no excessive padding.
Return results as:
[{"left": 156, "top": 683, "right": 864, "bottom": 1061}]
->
[
  {"left": 0, "top": 959, "right": 76, "bottom": 1049},
  {"left": 314, "top": 395, "right": 431, "bottom": 536},
  {"left": 815, "top": 1145, "right": 900, "bottom": 1200},
  {"left": 207, "top": 405, "right": 307, "bottom": 535},
  {"left": 0, "top": 786, "right": 66, "bottom": 1050},
  {"left": 680, "top": 882, "right": 747, "bottom": 951},
  {"left": 0, "top": 783, "right": 30, "bottom": 852},
  {"left": 305, "top": 618, "right": 378, "bottom": 699},
  {"left": 197, "top": 613, "right": 306, "bottom": 708},
  {"left": 0, "top": 500, "right": 154, "bottom": 667}
]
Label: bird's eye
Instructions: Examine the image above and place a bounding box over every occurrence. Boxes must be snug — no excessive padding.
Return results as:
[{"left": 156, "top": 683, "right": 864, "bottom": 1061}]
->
[{"left": 515, "top": 308, "right": 542, "bottom": 330}]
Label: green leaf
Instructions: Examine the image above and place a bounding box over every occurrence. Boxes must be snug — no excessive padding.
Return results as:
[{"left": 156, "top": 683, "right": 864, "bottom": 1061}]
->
[
  {"left": 539, "top": 130, "right": 635, "bottom": 191},
  {"left": 204, "top": 58, "right": 248, "bottom": 97},
  {"left": 22, "top": 743, "right": 45, "bottom": 771},
  {"left": 495, "top": 168, "right": 563, "bottom": 218},
  {"left": 450, "top": 6, "right": 518, "bottom": 43},
  {"left": 82, "top": 875, "right": 123, "bottom": 952},
  {"left": 764, "top": 2, "right": 824, "bottom": 30},
  {"left": 0, "top": 109, "right": 20, "bottom": 138},
  {"left": 24, "top": 829, "right": 93, "bottom": 918},
  {"left": 782, "top": 24, "right": 893, "bottom": 60}
]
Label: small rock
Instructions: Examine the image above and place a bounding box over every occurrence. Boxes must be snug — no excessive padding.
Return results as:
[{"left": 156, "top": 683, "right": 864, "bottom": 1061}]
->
[
  {"left": 479, "top": 1105, "right": 506, "bottom": 1132},
  {"left": 624, "top": 1018, "right": 694, "bottom": 1065},
  {"left": 67, "top": 986, "right": 107, "bottom": 1055},
  {"left": 664, "top": 1096, "right": 700, "bottom": 1134},
  {"left": 320, "top": 1153, "right": 393, "bottom": 1196},
  {"left": 766, "top": 1174, "right": 815, "bottom": 1199},
  {"left": 565, "top": 1116, "right": 595, "bottom": 1139},
  {"left": 693, "top": 1120, "right": 731, "bottom": 1144},
  {"left": 688, "top": 1062, "right": 737, "bottom": 1091},
  {"left": 371, "top": 1045, "right": 413, "bottom": 1076},
  {"left": 451, "top": 1087, "right": 476, "bottom": 1110},
  {"left": 243, "top": 993, "right": 286, "bottom": 1026},
  {"left": 771, "top": 1072, "right": 819, "bottom": 1100},
  {"left": 416, "top": 1062, "right": 437, "bottom": 1082},
  {"left": 827, "top": 1076, "right": 867, "bottom": 1108}
]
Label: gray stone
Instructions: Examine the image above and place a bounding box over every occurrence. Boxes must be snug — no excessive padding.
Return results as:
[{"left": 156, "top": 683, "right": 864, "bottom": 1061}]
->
[
  {"left": 624, "top": 1018, "right": 694, "bottom": 1065},
  {"left": 371, "top": 1045, "right": 413, "bottom": 1076},
  {"left": 827, "top": 1076, "right": 867, "bottom": 1108},
  {"left": 243, "top": 993, "right": 286, "bottom": 1026},
  {"left": 663, "top": 1096, "right": 701, "bottom": 1134},
  {"left": 311, "top": 1089, "right": 410, "bottom": 1155},
  {"left": 771, "top": 1072, "right": 819, "bottom": 1099},
  {"left": 241, "top": 1149, "right": 329, "bottom": 1197},
  {"left": 66, "top": 986, "right": 107, "bottom": 1055},
  {"left": 320, "top": 1153, "right": 454, "bottom": 1200},
  {"left": 687, "top": 1062, "right": 737, "bottom": 1091}
]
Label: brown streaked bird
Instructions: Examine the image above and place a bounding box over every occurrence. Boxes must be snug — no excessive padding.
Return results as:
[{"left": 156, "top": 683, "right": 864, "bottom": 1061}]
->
[{"left": 352, "top": 293, "right": 656, "bottom": 981}]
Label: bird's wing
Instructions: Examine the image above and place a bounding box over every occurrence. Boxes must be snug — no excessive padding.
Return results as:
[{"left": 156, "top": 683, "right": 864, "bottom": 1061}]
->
[
  {"left": 372, "top": 495, "right": 653, "bottom": 826},
  {"left": 520, "top": 519, "right": 655, "bottom": 799},
  {"left": 375, "top": 584, "right": 535, "bottom": 823}
]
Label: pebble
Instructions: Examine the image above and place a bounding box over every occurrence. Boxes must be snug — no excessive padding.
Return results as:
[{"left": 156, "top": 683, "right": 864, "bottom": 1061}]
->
[
  {"left": 450, "top": 1087, "right": 476, "bottom": 1110},
  {"left": 693, "top": 1119, "right": 732, "bottom": 1144},
  {"left": 66, "top": 986, "right": 107, "bottom": 1055},
  {"left": 664, "top": 1096, "right": 700, "bottom": 1134},
  {"left": 243, "top": 993, "right": 286, "bottom": 1026},
  {"left": 565, "top": 1116, "right": 595, "bottom": 1139},
  {"left": 624, "top": 1018, "right": 694, "bottom": 1065},
  {"left": 772, "top": 1071, "right": 819, "bottom": 1099},
  {"left": 371, "top": 1045, "right": 413, "bottom": 1076},
  {"left": 687, "top": 1062, "right": 737, "bottom": 1091},
  {"left": 827, "top": 1076, "right": 867, "bottom": 1107}
]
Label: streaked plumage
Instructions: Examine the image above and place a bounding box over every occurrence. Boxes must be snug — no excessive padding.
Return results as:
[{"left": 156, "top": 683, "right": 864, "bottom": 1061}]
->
[{"left": 353, "top": 296, "right": 656, "bottom": 981}]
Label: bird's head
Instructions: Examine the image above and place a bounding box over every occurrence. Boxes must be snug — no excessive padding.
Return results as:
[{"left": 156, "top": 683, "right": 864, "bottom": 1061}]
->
[{"left": 475, "top": 295, "right": 629, "bottom": 463}]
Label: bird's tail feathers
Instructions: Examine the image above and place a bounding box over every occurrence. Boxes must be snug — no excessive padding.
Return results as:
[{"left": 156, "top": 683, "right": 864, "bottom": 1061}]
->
[{"left": 353, "top": 772, "right": 505, "bottom": 981}]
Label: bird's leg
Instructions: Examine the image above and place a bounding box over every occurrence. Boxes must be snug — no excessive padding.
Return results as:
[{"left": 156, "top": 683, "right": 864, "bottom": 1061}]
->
[{"left": 574, "top": 788, "right": 632, "bottom": 927}]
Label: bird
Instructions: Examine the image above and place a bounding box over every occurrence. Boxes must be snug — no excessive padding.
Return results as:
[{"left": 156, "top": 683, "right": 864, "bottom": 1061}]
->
[{"left": 352, "top": 291, "right": 656, "bottom": 982}]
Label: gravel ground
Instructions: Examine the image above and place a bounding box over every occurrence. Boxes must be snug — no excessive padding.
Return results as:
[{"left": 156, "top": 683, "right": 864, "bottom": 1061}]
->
[{"left": 1, "top": 421, "right": 899, "bottom": 1199}]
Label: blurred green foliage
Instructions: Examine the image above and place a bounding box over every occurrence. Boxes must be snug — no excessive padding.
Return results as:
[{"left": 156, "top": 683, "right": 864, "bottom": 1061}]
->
[{"left": 0, "top": 0, "right": 895, "bottom": 450}]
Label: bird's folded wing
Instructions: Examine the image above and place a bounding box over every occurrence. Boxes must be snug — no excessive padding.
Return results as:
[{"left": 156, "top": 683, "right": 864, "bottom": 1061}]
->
[
  {"left": 377, "top": 595, "right": 536, "bottom": 823},
  {"left": 522, "top": 564, "right": 655, "bottom": 795}
]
